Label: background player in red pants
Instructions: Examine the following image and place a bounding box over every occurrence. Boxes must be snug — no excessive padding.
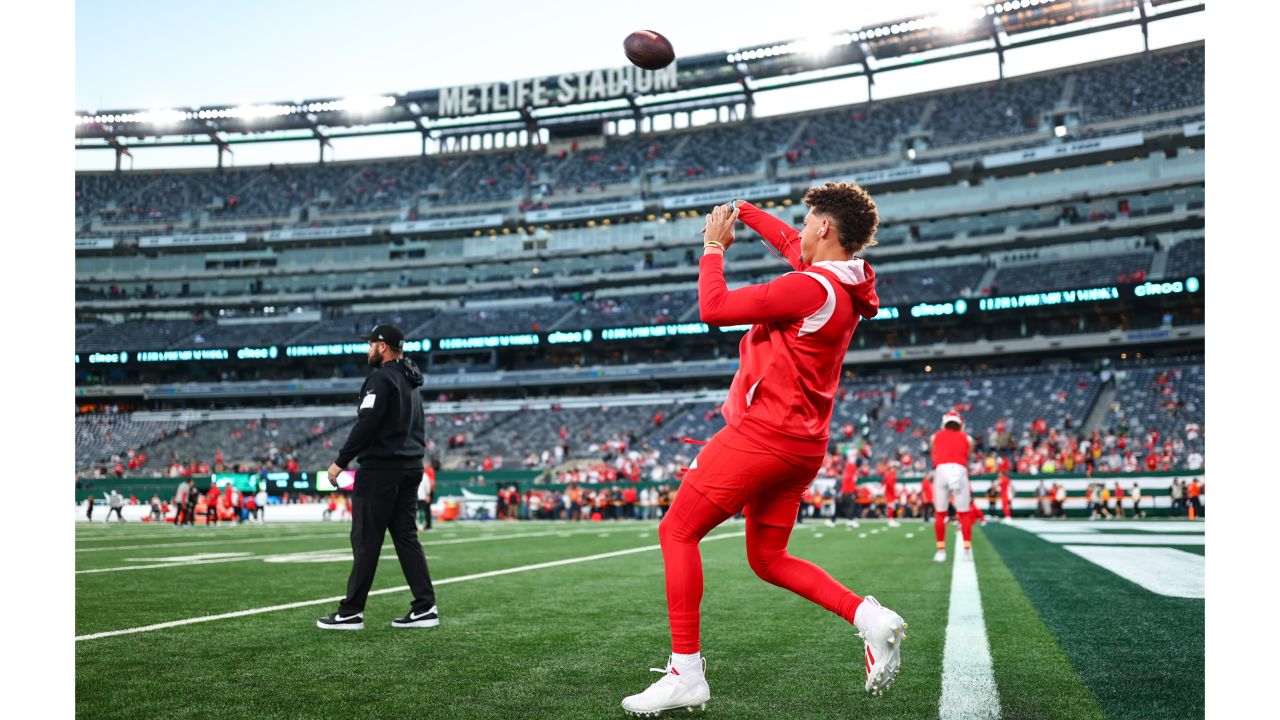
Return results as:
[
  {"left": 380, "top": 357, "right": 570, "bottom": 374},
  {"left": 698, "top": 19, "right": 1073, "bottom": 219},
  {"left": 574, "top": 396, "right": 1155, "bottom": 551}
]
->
[
  {"left": 882, "top": 462, "right": 901, "bottom": 527},
  {"left": 930, "top": 412, "right": 975, "bottom": 563},
  {"left": 622, "top": 188, "right": 907, "bottom": 715},
  {"left": 999, "top": 471, "right": 1014, "bottom": 522}
]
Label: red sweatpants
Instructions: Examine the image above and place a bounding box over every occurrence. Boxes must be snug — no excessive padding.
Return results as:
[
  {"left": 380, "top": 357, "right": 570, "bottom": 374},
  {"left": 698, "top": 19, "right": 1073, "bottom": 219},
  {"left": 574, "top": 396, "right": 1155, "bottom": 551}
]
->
[{"left": 660, "top": 426, "right": 864, "bottom": 654}]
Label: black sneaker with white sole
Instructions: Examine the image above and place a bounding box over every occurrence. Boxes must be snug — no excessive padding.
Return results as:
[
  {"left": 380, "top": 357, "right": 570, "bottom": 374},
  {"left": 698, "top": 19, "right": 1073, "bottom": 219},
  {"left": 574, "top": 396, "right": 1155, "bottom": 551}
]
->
[
  {"left": 391, "top": 605, "right": 439, "bottom": 629},
  {"left": 316, "top": 612, "right": 364, "bottom": 630}
]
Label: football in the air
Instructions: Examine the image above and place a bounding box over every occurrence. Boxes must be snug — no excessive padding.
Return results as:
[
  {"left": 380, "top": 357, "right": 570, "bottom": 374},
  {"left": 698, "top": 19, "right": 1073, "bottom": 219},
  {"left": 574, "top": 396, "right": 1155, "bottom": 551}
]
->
[{"left": 624, "top": 30, "right": 675, "bottom": 71}]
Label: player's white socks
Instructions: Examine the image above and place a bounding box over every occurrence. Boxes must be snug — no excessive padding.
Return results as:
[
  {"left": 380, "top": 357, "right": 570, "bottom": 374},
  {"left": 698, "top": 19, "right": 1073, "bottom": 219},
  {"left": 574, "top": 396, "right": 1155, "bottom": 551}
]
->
[
  {"left": 853, "top": 598, "right": 878, "bottom": 634},
  {"left": 671, "top": 652, "right": 703, "bottom": 679}
]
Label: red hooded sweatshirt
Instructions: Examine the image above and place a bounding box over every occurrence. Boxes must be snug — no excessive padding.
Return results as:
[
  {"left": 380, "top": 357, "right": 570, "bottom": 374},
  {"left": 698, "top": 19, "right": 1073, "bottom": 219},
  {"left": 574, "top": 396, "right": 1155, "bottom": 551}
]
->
[{"left": 699, "top": 200, "right": 880, "bottom": 458}]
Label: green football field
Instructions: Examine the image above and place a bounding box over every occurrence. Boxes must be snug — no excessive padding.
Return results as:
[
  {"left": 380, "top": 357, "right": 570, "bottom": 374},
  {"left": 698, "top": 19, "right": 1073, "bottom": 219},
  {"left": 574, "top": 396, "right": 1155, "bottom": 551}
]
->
[{"left": 74, "top": 516, "right": 1204, "bottom": 719}]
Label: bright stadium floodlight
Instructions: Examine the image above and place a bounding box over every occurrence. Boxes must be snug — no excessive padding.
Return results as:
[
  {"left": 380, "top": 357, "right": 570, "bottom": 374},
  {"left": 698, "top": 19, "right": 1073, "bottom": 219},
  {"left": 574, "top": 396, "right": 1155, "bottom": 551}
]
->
[
  {"left": 1054, "top": 125, "right": 1067, "bottom": 137},
  {"left": 929, "top": 5, "right": 987, "bottom": 33},
  {"left": 141, "top": 109, "right": 188, "bottom": 127},
  {"left": 231, "top": 104, "right": 296, "bottom": 120},
  {"left": 338, "top": 95, "right": 397, "bottom": 113}
]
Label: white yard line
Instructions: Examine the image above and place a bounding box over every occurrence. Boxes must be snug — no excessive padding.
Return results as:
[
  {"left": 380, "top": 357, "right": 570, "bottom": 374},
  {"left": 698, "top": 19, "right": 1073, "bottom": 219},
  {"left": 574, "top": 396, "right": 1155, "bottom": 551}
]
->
[
  {"left": 75, "top": 530, "right": 745, "bottom": 641},
  {"left": 75, "top": 526, "right": 654, "bottom": 572},
  {"left": 74, "top": 528, "right": 345, "bottom": 543},
  {"left": 939, "top": 550, "right": 1001, "bottom": 720},
  {"left": 75, "top": 532, "right": 354, "bottom": 553},
  {"left": 76, "top": 526, "right": 649, "bottom": 574},
  {"left": 75, "top": 521, "right": 663, "bottom": 551}
]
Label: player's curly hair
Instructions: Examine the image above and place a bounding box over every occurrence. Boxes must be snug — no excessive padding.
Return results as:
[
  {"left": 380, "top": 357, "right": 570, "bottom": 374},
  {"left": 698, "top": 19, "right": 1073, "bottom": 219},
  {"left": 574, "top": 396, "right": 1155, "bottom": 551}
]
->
[{"left": 802, "top": 181, "right": 879, "bottom": 254}]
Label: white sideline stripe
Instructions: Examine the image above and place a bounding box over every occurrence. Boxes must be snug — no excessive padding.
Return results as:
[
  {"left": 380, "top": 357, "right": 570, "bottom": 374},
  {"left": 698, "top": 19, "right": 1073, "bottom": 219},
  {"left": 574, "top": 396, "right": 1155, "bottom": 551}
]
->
[
  {"left": 76, "top": 527, "right": 639, "bottom": 574},
  {"left": 74, "top": 527, "right": 346, "bottom": 541},
  {"left": 75, "top": 532, "right": 353, "bottom": 553},
  {"left": 75, "top": 521, "right": 665, "bottom": 551},
  {"left": 76, "top": 526, "right": 582, "bottom": 554},
  {"left": 939, "top": 550, "right": 1001, "bottom": 720},
  {"left": 75, "top": 531, "right": 746, "bottom": 640}
]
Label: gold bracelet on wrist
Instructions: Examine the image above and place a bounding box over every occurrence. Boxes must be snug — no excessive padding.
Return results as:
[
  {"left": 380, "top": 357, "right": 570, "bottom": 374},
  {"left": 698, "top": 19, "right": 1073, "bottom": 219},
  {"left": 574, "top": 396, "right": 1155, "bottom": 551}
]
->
[{"left": 704, "top": 240, "right": 725, "bottom": 252}]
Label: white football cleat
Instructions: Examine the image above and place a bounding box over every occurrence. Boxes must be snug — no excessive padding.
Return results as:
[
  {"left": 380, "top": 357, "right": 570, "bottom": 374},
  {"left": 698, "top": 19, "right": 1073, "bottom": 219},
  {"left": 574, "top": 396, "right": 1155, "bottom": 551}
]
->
[
  {"left": 855, "top": 596, "right": 907, "bottom": 696},
  {"left": 933, "top": 549, "right": 947, "bottom": 563},
  {"left": 621, "top": 657, "right": 710, "bottom": 717},
  {"left": 825, "top": 519, "right": 836, "bottom": 528},
  {"left": 887, "top": 519, "right": 901, "bottom": 528},
  {"left": 962, "top": 547, "right": 973, "bottom": 561},
  {"left": 847, "top": 519, "right": 860, "bottom": 529}
]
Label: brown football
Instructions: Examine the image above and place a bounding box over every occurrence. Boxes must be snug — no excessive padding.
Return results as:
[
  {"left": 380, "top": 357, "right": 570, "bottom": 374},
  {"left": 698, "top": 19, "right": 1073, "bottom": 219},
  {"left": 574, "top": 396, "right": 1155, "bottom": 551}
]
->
[{"left": 624, "top": 30, "right": 675, "bottom": 71}]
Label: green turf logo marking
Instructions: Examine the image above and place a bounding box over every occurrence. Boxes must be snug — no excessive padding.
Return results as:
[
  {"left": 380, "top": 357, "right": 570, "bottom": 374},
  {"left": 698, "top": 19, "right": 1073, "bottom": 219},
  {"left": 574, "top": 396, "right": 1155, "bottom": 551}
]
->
[
  {"left": 1062, "top": 546, "right": 1204, "bottom": 598},
  {"left": 1010, "top": 521, "right": 1205, "bottom": 598}
]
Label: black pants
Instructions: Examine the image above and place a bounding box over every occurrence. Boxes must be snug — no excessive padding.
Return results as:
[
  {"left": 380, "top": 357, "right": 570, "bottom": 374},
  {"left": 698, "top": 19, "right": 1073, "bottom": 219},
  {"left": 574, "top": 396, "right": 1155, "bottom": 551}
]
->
[
  {"left": 339, "top": 468, "right": 438, "bottom": 615},
  {"left": 107, "top": 507, "right": 124, "bottom": 522}
]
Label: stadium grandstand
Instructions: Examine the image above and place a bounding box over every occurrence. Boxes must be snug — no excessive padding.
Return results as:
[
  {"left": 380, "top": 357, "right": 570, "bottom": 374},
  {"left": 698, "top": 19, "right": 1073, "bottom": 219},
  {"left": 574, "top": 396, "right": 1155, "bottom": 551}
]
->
[{"left": 76, "top": 1, "right": 1204, "bottom": 508}]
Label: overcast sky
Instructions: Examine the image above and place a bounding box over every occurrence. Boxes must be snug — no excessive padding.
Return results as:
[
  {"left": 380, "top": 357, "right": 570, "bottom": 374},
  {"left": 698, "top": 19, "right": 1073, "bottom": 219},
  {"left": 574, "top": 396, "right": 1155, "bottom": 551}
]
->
[{"left": 75, "top": 0, "right": 1203, "bottom": 170}]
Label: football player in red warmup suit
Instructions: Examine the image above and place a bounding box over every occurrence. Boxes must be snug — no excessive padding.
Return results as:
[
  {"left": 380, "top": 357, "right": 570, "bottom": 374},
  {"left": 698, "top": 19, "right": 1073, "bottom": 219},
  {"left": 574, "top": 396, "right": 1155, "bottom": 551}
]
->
[
  {"left": 882, "top": 462, "right": 901, "bottom": 527},
  {"left": 930, "top": 412, "right": 976, "bottom": 562},
  {"left": 999, "top": 471, "right": 1014, "bottom": 521},
  {"left": 622, "top": 186, "right": 908, "bottom": 715}
]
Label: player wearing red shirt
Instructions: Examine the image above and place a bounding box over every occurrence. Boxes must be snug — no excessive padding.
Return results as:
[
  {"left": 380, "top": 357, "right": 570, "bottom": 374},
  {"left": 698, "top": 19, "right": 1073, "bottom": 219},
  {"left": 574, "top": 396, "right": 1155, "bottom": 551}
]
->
[
  {"left": 998, "top": 472, "right": 1013, "bottom": 521},
  {"left": 920, "top": 474, "right": 935, "bottom": 524},
  {"left": 205, "top": 482, "right": 221, "bottom": 526},
  {"left": 834, "top": 461, "right": 860, "bottom": 529},
  {"left": 623, "top": 189, "right": 906, "bottom": 715},
  {"left": 930, "top": 412, "right": 975, "bottom": 562},
  {"left": 882, "top": 464, "right": 900, "bottom": 527}
]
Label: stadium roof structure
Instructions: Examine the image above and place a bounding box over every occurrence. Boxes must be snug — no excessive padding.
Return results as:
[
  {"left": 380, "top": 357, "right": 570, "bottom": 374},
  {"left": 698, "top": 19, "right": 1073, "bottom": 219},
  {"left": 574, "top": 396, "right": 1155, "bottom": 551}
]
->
[{"left": 76, "top": 0, "right": 1202, "bottom": 163}]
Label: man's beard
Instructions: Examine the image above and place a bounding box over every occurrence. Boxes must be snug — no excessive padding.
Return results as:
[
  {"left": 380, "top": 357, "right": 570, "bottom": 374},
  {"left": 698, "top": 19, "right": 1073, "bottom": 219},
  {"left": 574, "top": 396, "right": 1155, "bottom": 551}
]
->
[{"left": 367, "top": 353, "right": 382, "bottom": 368}]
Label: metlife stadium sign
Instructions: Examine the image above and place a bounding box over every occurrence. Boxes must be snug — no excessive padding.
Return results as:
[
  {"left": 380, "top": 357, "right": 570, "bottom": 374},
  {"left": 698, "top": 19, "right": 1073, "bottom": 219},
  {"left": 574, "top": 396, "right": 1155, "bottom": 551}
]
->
[{"left": 436, "top": 63, "right": 678, "bottom": 118}]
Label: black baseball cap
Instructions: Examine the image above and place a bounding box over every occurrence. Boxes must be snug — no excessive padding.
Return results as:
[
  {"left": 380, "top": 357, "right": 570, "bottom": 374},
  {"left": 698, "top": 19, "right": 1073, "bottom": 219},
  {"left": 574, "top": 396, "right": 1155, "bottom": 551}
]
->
[{"left": 365, "top": 323, "right": 405, "bottom": 349}]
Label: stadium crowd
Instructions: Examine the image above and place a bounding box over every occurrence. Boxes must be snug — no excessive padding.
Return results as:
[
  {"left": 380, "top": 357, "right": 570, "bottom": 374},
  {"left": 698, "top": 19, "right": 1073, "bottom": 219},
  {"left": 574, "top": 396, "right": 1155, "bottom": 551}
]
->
[{"left": 75, "top": 46, "right": 1203, "bottom": 232}]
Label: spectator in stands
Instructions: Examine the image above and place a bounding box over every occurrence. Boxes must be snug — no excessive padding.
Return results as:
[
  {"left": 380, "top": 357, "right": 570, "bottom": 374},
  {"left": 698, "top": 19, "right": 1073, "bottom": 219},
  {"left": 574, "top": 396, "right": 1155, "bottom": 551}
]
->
[{"left": 1186, "top": 448, "right": 1204, "bottom": 471}]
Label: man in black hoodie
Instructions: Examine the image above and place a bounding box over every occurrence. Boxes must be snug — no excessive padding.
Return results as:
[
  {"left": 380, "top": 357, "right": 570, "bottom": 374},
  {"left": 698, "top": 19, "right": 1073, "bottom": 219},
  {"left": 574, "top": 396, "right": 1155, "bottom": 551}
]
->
[{"left": 317, "top": 324, "right": 440, "bottom": 631}]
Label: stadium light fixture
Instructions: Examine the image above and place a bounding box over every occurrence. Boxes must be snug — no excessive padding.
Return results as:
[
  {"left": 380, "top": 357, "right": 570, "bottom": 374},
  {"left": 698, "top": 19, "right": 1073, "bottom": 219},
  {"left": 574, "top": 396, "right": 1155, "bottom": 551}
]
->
[
  {"left": 929, "top": 5, "right": 987, "bottom": 33},
  {"left": 141, "top": 109, "right": 188, "bottom": 127},
  {"left": 231, "top": 104, "right": 295, "bottom": 121},
  {"left": 336, "top": 95, "right": 397, "bottom": 114},
  {"left": 1054, "top": 125, "right": 1067, "bottom": 137}
]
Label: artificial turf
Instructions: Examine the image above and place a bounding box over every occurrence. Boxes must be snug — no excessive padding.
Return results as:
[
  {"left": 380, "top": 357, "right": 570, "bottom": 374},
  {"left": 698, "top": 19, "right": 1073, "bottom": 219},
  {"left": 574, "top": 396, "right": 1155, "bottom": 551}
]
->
[{"left": 74, "top": 517, "right": 1203, "bottom": 719}]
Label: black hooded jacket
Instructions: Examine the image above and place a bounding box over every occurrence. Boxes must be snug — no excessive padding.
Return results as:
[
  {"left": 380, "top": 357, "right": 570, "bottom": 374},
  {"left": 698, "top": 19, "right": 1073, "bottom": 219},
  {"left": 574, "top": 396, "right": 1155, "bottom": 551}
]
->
[{"left": 335, "top": 357, "right": 426, "bottom": 470}]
